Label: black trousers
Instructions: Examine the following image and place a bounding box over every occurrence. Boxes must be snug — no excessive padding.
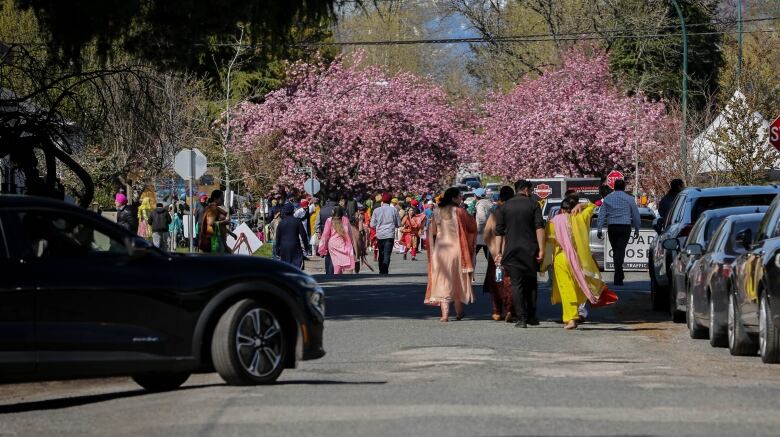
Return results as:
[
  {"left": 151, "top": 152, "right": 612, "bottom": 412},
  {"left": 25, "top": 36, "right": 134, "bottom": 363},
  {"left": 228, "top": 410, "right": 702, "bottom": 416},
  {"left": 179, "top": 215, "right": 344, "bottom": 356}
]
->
[
  {"left": 324, "top": 254, "right": 334, "bottom": 275},
  {"left": 476, "top": 244, "right": 489, "bottom": 261},
  {"left": 608, "top": 224, "right": 632, "bottom": 283},
  {"left": 377, "top": 238, "right": 394, "bottom": 274},
  {"left": 505, "top": 266, "right": 538, "bottom": 322}
]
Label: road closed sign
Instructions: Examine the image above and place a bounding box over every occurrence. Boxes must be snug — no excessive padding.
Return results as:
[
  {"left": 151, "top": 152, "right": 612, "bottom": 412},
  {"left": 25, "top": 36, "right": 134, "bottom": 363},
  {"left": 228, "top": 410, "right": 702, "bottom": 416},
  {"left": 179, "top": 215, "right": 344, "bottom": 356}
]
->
[{"left": 604, "top": 229, "right": 656, "bottom": 271}]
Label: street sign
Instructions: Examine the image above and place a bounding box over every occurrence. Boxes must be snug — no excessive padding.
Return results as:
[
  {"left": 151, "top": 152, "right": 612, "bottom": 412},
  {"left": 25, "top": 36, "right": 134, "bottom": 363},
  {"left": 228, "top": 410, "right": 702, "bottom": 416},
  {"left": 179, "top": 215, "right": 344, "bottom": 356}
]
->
[
  {"left": 606, "top": 170, "right": 624, "bottom": 189},
  {"left": 534, "top": 183, "right": 552, "bottom": 199},
  {"left": 174, "top": 148, "right": 207, "bottom": 180},
  {"left": 294, "top": 166, "right": 312, "bottom": 174},
  {"left": 770, "top": 116, "right": 780, "bottom": 152},
  {"left": 304, "top": 178, "right": 321, "bottom": 196},
  {"left": 604, "top": 229, "right": 656, "bottom": 271}
]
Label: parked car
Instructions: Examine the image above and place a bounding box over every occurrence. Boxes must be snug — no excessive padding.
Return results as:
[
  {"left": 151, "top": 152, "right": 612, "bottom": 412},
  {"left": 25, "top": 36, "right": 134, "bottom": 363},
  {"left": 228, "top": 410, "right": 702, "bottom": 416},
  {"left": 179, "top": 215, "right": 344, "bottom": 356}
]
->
[
  {"left": 484, "top": 183, "right": 500, "bottom": 197},
  {"left": 649, "top": 186, "right": 780, "bottom": 317},
  {"left": 728, "top": 194, "right": 780, "bottom": 362},
  {"left": 589, "top": 206, "right": 657, "bottom": 271},
  {"left": 464, "top": 180, "right": 482, "bottom": 190},
  {"left": 0, "top": 195, "right": 326, "bottom": 390},
  {"left": 460, "top": 176, "right": 482, "bottom": 187},
  {"left": 685, "top": 212, "right": 766, "bottom": 346},
  {"left": 665, "top": 206, "right": 767, "bottom": 324}
]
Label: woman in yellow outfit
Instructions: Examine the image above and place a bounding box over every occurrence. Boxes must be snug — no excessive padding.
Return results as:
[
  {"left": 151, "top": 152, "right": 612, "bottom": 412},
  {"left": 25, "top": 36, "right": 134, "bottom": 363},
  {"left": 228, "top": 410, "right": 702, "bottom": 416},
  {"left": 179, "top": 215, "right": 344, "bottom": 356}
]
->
[{"left": 544, "top": 196, "right": 609, "bottom": 329}]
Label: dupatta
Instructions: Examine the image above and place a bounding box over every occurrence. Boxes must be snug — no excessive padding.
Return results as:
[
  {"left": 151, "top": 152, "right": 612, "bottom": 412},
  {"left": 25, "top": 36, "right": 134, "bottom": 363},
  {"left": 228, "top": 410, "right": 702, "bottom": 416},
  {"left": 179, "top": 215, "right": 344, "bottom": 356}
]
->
[{"left": 549, "top": 206, "right": 606, "bottom": 304}]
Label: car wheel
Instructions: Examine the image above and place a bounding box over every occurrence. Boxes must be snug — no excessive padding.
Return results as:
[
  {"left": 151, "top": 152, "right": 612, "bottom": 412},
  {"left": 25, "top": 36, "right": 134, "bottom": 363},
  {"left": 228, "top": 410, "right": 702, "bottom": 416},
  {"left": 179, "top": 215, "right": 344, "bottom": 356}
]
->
[
  {"left": 728, "top": 291, "right": 758, "bottom": 356},
  {"left": 687, "top": 288, "right": 707, "bottom": 339},
  {"left": 670, "top": 280, "right": 686, "bottom": 323},
  {"left": 650, "top": 261, "right": 668, "bottom": 312},
  {"left": 211, "top": 299, "right": 288, "bottom": 385},
  {"left": 759, "top": 293, "right": 780, "bottom": 364},
  {"left": 709, "top": 290, "right": 727, "bottom": 348},
  {"left": 132, "top": 372, "right": 190, "bottom": 392}
]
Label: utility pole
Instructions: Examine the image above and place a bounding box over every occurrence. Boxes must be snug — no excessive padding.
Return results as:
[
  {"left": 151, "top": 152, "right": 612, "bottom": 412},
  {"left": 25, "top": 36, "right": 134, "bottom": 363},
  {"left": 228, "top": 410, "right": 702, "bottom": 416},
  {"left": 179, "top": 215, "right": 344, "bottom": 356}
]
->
[
  {"left": 670, "top": 0, "right": 689, "bottom": 183},
  {"left": 736, "top": 0, "right": 743, "bottom": 86}
]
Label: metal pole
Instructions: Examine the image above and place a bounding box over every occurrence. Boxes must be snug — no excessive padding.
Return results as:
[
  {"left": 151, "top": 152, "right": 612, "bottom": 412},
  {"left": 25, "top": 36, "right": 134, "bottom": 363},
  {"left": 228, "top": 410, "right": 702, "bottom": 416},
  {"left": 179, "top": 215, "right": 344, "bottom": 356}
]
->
[
  {"left": 188, "top": 149, "right": 195, "bottom": 253},
  {"left": 736, "top": 0, "right": 743, "bottom": 85},
  {"left": 671, "top": 0, "right": 688, "bottom": 182}
]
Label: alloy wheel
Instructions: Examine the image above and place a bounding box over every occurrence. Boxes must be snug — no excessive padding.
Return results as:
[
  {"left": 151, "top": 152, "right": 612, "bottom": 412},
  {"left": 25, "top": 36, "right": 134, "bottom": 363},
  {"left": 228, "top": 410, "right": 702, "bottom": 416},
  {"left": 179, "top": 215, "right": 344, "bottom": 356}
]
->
[{"left": 236, "top": 308, "right": 283, "bottom": 377}]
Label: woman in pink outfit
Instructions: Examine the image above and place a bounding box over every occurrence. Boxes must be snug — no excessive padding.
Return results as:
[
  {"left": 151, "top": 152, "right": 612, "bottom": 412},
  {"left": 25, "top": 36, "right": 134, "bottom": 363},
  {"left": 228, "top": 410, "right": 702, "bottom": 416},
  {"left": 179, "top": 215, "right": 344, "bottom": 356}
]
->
[{"left": 318, "top": 206, "right": 356, "bottom": 274}]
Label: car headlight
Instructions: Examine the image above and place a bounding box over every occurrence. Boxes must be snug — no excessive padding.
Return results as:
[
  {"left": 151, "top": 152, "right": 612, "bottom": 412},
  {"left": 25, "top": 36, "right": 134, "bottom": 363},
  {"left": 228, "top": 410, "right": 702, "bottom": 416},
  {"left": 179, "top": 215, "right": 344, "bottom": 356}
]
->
[{"left": 284, "top": 273, "right": 325, "bottom": 318}]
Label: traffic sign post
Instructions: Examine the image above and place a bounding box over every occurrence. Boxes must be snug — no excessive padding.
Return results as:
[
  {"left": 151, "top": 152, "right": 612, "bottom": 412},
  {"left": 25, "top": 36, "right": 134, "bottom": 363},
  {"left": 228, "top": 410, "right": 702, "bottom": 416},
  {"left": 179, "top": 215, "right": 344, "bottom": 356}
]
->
[
  {"left": 304, "top": 178, "right": 321, "bottom": 196},
  {"left": 606, "top": 170, "right": 624, "bottom": 189},
  {"left": 770, "top": 116, "right": 780, "bottom": 153},
  {"left": 175, "top": 148, "right": 208, "bottom": 253}
]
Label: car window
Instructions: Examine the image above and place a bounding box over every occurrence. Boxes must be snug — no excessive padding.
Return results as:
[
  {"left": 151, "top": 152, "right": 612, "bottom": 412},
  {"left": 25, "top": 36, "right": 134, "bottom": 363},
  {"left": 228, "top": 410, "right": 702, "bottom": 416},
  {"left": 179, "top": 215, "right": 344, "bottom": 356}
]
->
[
  {"left": 707, "top": 221, "right": 728, "bottom": 253},
  {"left": 757, "top": 197, "right": 780, "bottom": 241},
  {"left": 727, "top": 220, "right": 763, "bottom": 255},
  {"left": 691, "top": 194, "right": 777, "bottom": 224},
  {"left": 687, "top": 216, "right": 707, "bottom": 246},
  {"left": 666, "top": 194, "right": 686, "bottom": 227},
  {"left": 12, "top": 210, "right": 127, "bottom": 259},
  {"left": 704, "top": 216, "right": 727, "bottom": 244}
]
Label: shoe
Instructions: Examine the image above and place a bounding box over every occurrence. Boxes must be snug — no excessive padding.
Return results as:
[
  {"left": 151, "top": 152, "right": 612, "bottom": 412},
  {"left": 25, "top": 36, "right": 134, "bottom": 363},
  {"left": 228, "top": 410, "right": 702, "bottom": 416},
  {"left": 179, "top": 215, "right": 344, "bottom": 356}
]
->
[
  {"left": 515, "top": 321, "right": 528, "bottom": 328},
  {"left": 403, "top": 253, "right": 407, "bottom": 260},
  {"left": 440, "top": 317, "right": 449, "bottom": 323},
  {"left": 492, "top": 314, "right": 502, "bottom": 321},
  {"left": 527, "top": 318, "right": 540, "bottom": 326},
  {"left": 456, "top": 312, "right": 465, "bottom": 321},
  {"left": 411, "top": 257, "right": 417, "bottom": 261},
  {"left": 505, "top": 313, "right": 515, "bottom": 323}
]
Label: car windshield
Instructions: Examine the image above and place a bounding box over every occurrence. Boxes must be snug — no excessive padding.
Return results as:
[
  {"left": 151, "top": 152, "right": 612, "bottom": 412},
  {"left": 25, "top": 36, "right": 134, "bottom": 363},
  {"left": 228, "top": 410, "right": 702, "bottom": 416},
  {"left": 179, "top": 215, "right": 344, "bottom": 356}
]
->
[
  {"left": 727, "top": 220, "right": 763, "bottom": 255},
  {"left": 691, "top": 194, "right": 777, "bottom": 223}
]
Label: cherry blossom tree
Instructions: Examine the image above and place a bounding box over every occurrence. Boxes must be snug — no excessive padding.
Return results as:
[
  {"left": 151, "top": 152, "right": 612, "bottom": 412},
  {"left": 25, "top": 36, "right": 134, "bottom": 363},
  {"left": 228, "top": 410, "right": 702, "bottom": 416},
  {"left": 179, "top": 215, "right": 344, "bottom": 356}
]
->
[
  {"left": 473, "top": 49, "right": 673, "bottom": 182},
  {"left": 231, "top": 53, "right": 465, "bottom": 195}
]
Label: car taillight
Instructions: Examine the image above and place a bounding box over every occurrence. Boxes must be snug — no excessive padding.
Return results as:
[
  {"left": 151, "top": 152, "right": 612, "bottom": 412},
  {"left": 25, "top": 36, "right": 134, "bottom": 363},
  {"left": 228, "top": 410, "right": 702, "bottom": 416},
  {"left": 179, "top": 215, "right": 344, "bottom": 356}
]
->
[{"left": 679, "top": 224, "right": 694, "bottom": 237}]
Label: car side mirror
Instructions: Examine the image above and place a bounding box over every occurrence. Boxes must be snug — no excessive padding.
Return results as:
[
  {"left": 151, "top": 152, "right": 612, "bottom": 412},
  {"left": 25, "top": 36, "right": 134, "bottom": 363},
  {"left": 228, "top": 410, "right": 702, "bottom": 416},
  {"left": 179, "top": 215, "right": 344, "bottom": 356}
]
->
[
  {"left": 735, "top": 229, "right": 753, "bottom": 251},
  {"left": 686, "top": 243, "right": 703, "bottom": 257},
  {"left": 662, "top": 238, "right": 680, "bottom": 251}
]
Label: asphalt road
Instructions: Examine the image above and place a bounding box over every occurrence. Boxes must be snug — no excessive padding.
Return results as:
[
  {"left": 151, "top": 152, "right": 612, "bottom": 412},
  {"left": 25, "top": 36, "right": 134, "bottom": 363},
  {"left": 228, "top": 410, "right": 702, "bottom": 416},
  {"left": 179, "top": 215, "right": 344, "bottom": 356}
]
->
[{"left": 2, "top": 251, "right": 780, "bottom": 436}]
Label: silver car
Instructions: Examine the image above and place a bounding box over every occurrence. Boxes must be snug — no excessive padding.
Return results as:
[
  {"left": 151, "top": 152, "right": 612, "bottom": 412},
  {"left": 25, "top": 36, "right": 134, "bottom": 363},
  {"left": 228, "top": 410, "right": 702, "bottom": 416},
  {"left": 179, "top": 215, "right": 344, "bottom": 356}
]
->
[{"left": 589, "top": 207, "right": 658, "bottom": 271}]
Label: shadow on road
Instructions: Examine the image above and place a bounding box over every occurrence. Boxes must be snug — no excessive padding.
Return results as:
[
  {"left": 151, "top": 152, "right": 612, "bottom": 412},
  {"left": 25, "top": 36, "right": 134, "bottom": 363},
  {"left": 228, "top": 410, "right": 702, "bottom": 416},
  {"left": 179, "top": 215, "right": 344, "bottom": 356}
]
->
[{"left": 0, "top": 383, "right": 222, "bottom": 414}]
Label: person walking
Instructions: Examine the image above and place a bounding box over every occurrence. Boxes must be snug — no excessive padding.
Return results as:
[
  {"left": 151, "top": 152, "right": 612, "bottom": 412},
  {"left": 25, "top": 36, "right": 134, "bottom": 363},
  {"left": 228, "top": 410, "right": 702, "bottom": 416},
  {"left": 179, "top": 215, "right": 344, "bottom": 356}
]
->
[
  {"left": 315, "top": 192, "right": 340, "bottom": 275},
  {"left": 400, "top": 206, "right": 424, "bottom": 261},
  {"left": 318, "top": 206, "right": 356, "bottom": 275},
  {"left": 545, "top": 197, "right": 610, "bottom": 329},
  {"left": 148, "top": 202, "right": 172, "bottom": 251},
  {"left": 424, "top": 187, "right": 477, "bottom": 322},
  {"left": 115, "top": 193, "right": 133, "bottom": 231},
  {"left": 275, "top": 203, "right": 308, "bottom": 269},
  {"left": 474, "top": 188, "right": 493, "bottom": 262},
  {"left": 658, "top": 178, "right": 684, "bottom": 222},
  {"left": 198, "top": 190, "right": 235, "bottom": 254},
  {"left": 168, "top": 204, "right": 183, "bottom": 250},
  {"left": 137, "top": 196, "right": 153, "bottom": 239},
  {"left": 494, "top": 180, "right": 545, "bottom": 328},
  {"left": 596, "top": 179, "right": 640, "bottom": 286},
  {"left": 371, "top": 192, "right": 401, "bottom": 275},
  {"left": 482, "top": 186, "right": 515, "bottom": 322},
  {"left": 194, "top": 193, "right": 208, "bottom": 236}
]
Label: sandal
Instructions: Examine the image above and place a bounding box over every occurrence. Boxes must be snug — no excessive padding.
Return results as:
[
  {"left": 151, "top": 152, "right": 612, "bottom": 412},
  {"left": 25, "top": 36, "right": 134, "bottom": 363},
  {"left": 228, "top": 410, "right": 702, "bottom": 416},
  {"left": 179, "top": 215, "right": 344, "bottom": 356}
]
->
[{"left": 564, "top": 320, "right": 577, "bottom": 330}]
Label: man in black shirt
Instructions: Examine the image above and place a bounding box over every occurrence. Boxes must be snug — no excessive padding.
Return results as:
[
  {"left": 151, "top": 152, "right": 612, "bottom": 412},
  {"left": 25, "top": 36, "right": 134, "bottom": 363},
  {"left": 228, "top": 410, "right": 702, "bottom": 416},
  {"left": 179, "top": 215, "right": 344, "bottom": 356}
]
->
[{"left": 494, "top": 180, "right": 545, "bottom": 328}]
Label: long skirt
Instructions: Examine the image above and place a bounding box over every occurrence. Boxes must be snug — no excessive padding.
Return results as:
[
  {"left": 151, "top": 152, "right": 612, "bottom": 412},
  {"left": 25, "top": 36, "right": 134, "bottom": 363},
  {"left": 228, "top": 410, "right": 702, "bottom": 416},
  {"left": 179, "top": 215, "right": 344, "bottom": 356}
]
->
[
  {"left": 484, "top": 255, "right": 513, "bottom": 317},
  {"left": 552, "top": 252, "right": 588, "bottom": 322}
]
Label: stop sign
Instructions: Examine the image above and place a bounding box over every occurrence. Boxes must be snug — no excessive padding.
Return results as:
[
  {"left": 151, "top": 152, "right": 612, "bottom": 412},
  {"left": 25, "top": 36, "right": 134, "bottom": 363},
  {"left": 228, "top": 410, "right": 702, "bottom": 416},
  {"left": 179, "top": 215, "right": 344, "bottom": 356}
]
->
[
  {"left": 606, "top": 170, "right": 624, "bottom": 189},
  {"left": 770, "top": 116, "right": 780, "bottom": 152}
]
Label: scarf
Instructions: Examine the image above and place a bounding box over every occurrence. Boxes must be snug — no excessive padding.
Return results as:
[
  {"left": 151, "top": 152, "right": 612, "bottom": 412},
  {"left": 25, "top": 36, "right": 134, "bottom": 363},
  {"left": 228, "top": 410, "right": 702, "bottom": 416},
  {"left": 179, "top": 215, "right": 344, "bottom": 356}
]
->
[{"left": 550, "top": 213, "right": 601, "bottom": 304}]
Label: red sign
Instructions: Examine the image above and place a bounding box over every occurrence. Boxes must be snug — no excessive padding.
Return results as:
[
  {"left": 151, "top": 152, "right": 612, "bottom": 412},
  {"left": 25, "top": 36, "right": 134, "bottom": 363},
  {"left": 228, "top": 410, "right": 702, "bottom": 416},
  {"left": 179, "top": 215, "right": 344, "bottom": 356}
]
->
[
  {"left": 770, "top": 116, "right": 780, "bottom": 152},
  {"left": 534, "top": 183, "right": 552, "bottom": 199},
  {"left": 606, "top": 170, "right": 624, "bottom": 189}
]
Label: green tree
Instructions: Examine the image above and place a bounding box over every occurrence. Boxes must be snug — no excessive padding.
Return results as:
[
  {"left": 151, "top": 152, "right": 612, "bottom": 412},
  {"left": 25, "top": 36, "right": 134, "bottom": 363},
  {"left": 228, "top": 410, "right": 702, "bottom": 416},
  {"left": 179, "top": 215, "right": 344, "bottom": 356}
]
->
[{"left": 608, "top": 0, "right": 723, "bottom": 111}]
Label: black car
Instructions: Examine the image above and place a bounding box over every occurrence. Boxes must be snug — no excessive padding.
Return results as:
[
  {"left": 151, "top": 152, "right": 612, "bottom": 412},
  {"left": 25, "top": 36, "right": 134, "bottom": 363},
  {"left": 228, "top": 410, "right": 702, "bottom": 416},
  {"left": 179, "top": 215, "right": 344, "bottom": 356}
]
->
[
  {"left": 650, "top": 185, "right": 780, "bottom": 319},
  {"left": 664, "top": 206, "right": 768, "bottom": 325},
  {"left": 685, "top": 212, "right": 766, "bottom": 346},
  {"left": 728, "top": 194, "right": 780, "bottom": 362},
  {"left": 0, "top": 195, "right": 325, "bottom": 390}
]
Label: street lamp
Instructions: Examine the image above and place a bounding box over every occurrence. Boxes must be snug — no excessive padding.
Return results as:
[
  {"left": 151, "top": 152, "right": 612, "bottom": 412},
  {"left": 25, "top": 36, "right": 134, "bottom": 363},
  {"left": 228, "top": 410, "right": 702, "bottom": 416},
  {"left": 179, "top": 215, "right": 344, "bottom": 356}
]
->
[{"left": 670, "top": 0, "right": 688, "bottom": 182}]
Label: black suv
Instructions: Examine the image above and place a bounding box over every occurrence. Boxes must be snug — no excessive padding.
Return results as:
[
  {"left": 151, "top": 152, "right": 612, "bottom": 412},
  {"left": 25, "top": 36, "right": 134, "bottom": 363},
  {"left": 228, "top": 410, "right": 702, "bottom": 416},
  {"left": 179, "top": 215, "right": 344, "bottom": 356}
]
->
[
  {"left": 0, "top": 195, "right": 325, "bottom": 390},
  {"left": 650, "top": 186, "right": 780, "bottom": 320}
]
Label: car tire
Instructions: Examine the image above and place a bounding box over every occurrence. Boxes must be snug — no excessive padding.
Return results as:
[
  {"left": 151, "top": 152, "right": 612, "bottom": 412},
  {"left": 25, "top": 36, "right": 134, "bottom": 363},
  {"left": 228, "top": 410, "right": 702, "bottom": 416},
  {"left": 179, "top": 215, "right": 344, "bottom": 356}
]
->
[
  {"left": 759, "top": 293, "right": 780, "bottom": 364},
  {"left": 687, "top": 288, "right": 707, "bottom": 339},
  {"left": 709, "top": 289, "right": 727, "bottom": 348},
  {"left": 211, "top": 299, "right": 288, "bottom": 386},
  {"left": 132, "top": 372, "right": 190, "bottom": 392},
  {"left": 650, "top": 260, "right": 668, "bottom": 312},
  {"left": 728, "top": 291, "right": 758, "bottom": 356}
]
